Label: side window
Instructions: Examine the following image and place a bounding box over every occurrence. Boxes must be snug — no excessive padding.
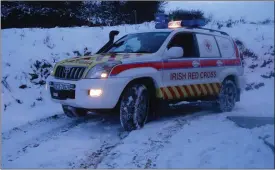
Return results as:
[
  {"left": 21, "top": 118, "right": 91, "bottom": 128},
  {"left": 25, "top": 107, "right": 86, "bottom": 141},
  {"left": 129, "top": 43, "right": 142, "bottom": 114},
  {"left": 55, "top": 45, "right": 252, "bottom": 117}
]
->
[
  {"left": 167, "top": 33, "right": 198, "bottom": 58},
  {"left": 215, "top": 36, "right": 235, "bottom": 58},
  {"left": 196, "top": 34, "right": 220, "bottom": 58}
]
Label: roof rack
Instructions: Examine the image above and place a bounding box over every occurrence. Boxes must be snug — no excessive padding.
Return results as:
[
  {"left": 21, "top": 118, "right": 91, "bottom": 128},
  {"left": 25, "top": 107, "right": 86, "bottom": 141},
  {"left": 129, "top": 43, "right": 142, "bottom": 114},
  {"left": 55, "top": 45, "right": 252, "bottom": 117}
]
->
[{"left": 185, "top": 27, "right": 229, "bottom": 36}]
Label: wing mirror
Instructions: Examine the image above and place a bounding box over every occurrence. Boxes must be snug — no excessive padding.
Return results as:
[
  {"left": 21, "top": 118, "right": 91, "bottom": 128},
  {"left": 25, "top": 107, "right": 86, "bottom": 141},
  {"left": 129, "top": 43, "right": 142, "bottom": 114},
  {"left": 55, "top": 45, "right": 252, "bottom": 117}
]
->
[{"left": 164, "top": 47, "right": 184, "bottom": 59}]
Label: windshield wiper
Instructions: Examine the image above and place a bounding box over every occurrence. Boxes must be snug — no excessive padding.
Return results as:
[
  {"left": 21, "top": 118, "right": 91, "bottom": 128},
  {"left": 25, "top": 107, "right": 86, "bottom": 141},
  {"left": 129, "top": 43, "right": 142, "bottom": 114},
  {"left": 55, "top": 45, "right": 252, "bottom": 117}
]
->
[
  {"left": 106, "top": 50, "right": 152, "bottom": 54},
  {"left": 134, "top": 50, "right": 152, "bottom": 53}
]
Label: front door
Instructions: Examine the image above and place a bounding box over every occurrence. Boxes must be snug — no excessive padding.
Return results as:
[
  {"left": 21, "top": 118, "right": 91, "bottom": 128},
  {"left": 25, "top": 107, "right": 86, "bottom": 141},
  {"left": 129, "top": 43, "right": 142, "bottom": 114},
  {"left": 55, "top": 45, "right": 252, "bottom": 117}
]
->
[{"left": 161, "top": 32, "right": 202, "bottom": 100}]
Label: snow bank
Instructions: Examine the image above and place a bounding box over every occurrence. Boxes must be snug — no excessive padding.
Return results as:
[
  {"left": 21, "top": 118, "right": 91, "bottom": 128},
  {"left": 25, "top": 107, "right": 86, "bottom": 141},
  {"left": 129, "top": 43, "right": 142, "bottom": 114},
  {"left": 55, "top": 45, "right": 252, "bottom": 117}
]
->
[{"left": 1, "top": 22, "right": 155, "bottom": 132}]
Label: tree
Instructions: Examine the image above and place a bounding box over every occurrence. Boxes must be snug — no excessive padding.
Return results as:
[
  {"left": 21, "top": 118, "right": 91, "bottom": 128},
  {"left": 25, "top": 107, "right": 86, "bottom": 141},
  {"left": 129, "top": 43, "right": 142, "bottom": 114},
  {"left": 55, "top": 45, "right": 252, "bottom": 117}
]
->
[
  {"left": 168, "top": 9, "right": 207, "bottom": 21},
  {"left": 1, "top": 1, "right": 167, "bottom": 28}
]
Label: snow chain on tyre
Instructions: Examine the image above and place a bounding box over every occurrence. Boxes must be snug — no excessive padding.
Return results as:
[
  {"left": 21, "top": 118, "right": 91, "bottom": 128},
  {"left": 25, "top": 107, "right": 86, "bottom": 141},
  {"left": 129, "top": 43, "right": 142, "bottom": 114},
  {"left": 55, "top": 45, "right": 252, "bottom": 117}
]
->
[
  {"left": 216, "top": 79, "right": 238, "bottom": 112},
  {"left": 120, "top": 84, "right": 149, "bottom": 131}
]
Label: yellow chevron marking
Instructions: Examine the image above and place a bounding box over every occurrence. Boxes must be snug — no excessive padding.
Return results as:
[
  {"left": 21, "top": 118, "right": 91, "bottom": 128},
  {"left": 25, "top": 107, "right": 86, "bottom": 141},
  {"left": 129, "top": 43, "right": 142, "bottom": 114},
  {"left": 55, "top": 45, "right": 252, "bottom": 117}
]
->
[
  {"left": 179, "top": 86, "right": 188, "bottom": 98},
  {"left": 193, "top": 84, "right": 202, "bottom": 96},
  {"left": 206, "top": 83, "right": 214, "bottom": 95},
  {"left": 199, "top": 84, "right": 208, "bottom": 95},
  {"left": 156, "top": 88, "right": 163, "bottom": 98},
  {"left": 212, "top": 83, "right": 220, "bottom": 94},
  {"left": 186, "top": 85, "right": 195, "bottom": 97},
  {"left": 171, "top": 86, "right": 181, "bottom": 98},
  {"left": 163, "top": 87, "right": 173, "bottom": 99}
]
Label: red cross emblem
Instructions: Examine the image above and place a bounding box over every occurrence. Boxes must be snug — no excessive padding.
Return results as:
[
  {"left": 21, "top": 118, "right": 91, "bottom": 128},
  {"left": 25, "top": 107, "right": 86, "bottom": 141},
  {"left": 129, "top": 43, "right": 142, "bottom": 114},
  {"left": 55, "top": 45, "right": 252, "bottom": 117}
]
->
[{"left": 204, "top": 39, "right": 212, "bottom": 52}]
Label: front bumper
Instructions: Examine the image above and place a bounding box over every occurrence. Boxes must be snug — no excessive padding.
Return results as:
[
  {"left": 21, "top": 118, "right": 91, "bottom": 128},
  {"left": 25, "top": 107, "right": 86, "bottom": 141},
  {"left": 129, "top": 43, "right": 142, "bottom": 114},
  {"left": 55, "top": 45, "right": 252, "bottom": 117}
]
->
[{"left": 46, "top": 76, "right": 131, "bottom": 109}]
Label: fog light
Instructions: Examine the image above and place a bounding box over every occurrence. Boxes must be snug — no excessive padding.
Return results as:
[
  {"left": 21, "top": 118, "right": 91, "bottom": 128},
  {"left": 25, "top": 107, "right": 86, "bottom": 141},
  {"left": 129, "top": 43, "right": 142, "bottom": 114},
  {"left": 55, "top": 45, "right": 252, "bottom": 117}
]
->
[
  {"left": 89, "top": 89, "right": 102, "bottom": 97},
  {"left": 101, "top": 73, "right": 108, "bottom": 78}
]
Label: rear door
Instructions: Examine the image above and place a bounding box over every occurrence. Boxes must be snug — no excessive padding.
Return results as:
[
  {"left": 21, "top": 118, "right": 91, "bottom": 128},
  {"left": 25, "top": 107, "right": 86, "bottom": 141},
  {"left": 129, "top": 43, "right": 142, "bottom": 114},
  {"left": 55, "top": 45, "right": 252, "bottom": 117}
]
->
[
  {"left": 214, "top": 35, "right": 243, "bottom": 77},
  {"left": 195, "top": 33, "right": 223, "bottom": 97}
]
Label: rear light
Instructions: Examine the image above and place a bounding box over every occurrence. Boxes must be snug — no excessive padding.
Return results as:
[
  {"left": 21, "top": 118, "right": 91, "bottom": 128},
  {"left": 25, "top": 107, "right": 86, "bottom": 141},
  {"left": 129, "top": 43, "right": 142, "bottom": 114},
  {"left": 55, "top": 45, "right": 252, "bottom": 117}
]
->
[
  {"left": 233, "top": 41, "right": 240, "bottom": 58},
  {"left": 233, "top": 41, "right": 244, "bottom": 68}
]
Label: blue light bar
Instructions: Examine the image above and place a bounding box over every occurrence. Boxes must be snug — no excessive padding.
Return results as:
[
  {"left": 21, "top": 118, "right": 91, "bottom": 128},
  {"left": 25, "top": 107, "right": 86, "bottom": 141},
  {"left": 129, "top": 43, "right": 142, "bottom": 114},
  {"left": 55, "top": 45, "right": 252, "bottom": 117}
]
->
[
  {"left": 155, "top": 13, "right": 169, "bottom": 23},
  {"left": 155, "top": 13, "right": 169, "bottom": 29},
  {"left": 154, "top": 13, "right": 207, "bottom": 29}
]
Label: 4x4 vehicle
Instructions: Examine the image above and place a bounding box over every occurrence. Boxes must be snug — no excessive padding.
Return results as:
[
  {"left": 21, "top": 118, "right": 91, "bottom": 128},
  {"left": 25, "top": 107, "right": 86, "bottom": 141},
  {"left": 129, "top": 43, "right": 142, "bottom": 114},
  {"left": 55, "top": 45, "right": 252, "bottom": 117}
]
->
[{"left": 47, "top": 19, "right": 245, "bottom": 131}]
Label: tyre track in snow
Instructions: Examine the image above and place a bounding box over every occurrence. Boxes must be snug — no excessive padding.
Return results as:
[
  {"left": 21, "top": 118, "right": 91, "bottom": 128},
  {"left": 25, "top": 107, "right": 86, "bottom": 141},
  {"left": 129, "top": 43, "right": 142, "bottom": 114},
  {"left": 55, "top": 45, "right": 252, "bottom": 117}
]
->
[
  {"left": 2, "top": 114, "right": 67, "bottom": 140},
  {"left": 98, "top": 108, "right": 215, "bottom": 169},
  {"left": 2, "top": 112, "right": 128, "bottom": 168},
  {"left": 97, "top": 118, "right": 189, "bottom": 168},
  {"left": 70, "top": 130, "right": 130, "bottom": 169},
  {"left": 3, "top": 106, "right": 215, "bottom": 168},
  {"left": 2, "top": 114, "right": 103, "bottom": 166},
  {"left": 132, "top": 118, "right": 189, "bottom": 169}
]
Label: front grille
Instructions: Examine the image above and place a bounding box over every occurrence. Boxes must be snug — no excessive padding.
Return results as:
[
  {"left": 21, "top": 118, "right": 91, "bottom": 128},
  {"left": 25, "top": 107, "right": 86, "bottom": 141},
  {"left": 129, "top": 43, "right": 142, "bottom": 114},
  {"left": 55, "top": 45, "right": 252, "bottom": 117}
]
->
[{"left": 54, "top": 66, "right": 86, "bottom": 80}]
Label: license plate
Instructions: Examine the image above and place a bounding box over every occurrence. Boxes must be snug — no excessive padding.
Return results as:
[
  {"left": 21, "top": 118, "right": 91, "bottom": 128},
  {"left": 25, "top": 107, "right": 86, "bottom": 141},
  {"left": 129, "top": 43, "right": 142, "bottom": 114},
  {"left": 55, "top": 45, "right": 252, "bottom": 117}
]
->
[{"left": 52, "top": 82, "right": 73, "bottom": 90}]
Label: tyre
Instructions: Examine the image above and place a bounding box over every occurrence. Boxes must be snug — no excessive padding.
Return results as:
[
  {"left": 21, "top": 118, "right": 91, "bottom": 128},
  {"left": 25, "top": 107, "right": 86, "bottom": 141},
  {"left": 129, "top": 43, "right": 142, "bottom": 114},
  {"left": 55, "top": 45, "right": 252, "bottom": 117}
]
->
[
  {"left": 120, "top": 84, "right": 150, "bottom": 131},
  {"left": 215, "top": 79, "right": 238, "bottom": 112},
  {"left": 62, "top": 105, "right": 88, "bottom": 118}
]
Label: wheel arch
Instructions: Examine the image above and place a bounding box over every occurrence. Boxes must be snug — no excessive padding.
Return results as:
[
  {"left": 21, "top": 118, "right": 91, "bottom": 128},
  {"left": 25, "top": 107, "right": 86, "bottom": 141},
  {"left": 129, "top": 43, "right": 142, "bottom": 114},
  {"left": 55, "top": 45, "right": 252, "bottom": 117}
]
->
[
  {"left": 222, "top": 74, "right": 239, "bottom": 88},
  {"left": 114, "top": 76, "right": 161, "bottom": 114},
  {"left": 120, "top": 76, "right": 159, "bottom": 100},
  {"left": 222, "top": 74, "right": 241, "bottom": 102}
]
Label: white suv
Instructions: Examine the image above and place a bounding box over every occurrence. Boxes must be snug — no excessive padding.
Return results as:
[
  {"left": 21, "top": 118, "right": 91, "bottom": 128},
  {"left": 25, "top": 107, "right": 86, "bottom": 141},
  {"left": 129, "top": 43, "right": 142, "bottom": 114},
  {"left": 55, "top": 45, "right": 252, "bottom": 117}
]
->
[{"left": 47, "top": 20, "right": 245, "bottom": 131}]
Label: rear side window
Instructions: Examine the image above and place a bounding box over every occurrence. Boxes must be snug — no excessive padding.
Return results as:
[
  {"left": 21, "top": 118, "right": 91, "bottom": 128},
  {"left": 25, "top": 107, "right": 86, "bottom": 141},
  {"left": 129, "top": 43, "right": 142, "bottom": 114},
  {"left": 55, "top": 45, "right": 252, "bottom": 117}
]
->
[
  {"left": 196, "top": 34, "right": 220, "bottom": 58},
  {"left": 215, "top": 36, "right": 235, "bottom": 58}
]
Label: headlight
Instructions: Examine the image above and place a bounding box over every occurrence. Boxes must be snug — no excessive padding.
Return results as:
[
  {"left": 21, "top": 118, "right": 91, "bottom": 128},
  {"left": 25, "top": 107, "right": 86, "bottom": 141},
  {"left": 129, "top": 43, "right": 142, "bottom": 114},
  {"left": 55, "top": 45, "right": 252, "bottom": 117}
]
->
[{"left": 85, "top": 61, "right": 121, "bottom": 79}]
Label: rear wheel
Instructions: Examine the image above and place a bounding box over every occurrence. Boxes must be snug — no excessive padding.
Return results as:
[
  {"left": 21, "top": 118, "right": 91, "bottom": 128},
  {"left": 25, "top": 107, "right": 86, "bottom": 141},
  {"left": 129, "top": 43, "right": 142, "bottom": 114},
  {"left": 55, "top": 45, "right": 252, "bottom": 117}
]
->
[
  {"left": 215, "top": 79, "right": 238, "bottom": 112},
  {"left": 120, "top": 84, "right": 149, "bottom": 131},
  {"left": 62, "top": 105, "right": 88, "bottom": 117}
]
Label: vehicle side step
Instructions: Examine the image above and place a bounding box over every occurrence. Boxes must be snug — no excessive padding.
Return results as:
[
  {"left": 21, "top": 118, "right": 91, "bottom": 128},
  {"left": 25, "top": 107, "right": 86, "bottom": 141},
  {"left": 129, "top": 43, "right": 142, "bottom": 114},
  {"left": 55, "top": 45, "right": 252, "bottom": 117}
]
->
[{"left": 169, "top": 100, "right": 216, "bottom": 109}]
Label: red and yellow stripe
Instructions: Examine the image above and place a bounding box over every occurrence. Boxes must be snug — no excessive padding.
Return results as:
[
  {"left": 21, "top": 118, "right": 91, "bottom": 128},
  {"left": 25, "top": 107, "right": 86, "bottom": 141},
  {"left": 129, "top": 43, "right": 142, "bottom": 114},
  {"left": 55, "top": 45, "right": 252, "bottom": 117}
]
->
[{"left": 157, "top": 83, "right": 221, "bottom": 100}]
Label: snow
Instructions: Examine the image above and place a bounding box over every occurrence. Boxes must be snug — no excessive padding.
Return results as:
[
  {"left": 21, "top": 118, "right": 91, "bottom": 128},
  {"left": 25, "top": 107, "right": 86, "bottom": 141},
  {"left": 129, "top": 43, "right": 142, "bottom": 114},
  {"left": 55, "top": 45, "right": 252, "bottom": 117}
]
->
[
  {"left": 1, "top": 22, "right": 156, "bottom": 132},
  {"left": 166, "top": 1, "right": 274, "bottom": 21},
  {"left": 98, "top": 114, "right": 274, "bottom": 168},
  {"left": 2, "top": 19, "right": 274, "bottom": 168},
  {"left": 155, "top": 117, "right": 274, "bottom": 168}
]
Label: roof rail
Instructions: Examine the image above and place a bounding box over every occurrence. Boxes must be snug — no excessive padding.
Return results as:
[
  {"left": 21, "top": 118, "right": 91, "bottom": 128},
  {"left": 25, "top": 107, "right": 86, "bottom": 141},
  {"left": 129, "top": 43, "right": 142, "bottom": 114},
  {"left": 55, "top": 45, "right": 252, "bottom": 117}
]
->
[{"left": 185, "top": 27, "right": 229, "bottom": 36}]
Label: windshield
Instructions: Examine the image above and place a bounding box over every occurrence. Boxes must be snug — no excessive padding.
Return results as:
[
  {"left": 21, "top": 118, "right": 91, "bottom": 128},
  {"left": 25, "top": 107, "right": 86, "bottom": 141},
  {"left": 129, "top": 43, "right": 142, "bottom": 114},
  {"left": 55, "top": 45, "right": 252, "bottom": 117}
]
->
[{"left": 103, "top": 32, "right": 171, "bottom": 54}]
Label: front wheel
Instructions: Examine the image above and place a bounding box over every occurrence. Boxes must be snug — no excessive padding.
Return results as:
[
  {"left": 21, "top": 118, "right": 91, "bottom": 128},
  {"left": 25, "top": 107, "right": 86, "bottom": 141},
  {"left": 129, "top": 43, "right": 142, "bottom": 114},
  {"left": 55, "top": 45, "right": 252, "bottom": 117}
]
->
[
  {"left": 120, "top": 84, "right": 150, "bottom": 131},
  {"left": 215, "top": 79, "right": 238, "bottom": 112}
]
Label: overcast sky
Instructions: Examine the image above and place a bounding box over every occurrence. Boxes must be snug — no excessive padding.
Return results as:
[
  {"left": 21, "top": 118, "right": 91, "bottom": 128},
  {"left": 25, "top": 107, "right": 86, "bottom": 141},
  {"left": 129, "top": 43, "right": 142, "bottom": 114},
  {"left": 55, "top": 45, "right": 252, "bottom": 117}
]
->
[{"left": 165, "top": 1, "right": 274, "bottom": 21}]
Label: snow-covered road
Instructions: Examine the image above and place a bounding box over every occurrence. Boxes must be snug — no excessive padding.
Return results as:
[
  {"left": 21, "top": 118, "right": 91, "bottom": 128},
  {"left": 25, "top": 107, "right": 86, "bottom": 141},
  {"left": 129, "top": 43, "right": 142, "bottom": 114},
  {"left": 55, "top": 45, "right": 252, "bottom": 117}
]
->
[
  {"left": 2, "top": 113, "right": 124, "bottom": 168},
  {"left": 2, "top": 104, "right": 274, "bottom": 168}
]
